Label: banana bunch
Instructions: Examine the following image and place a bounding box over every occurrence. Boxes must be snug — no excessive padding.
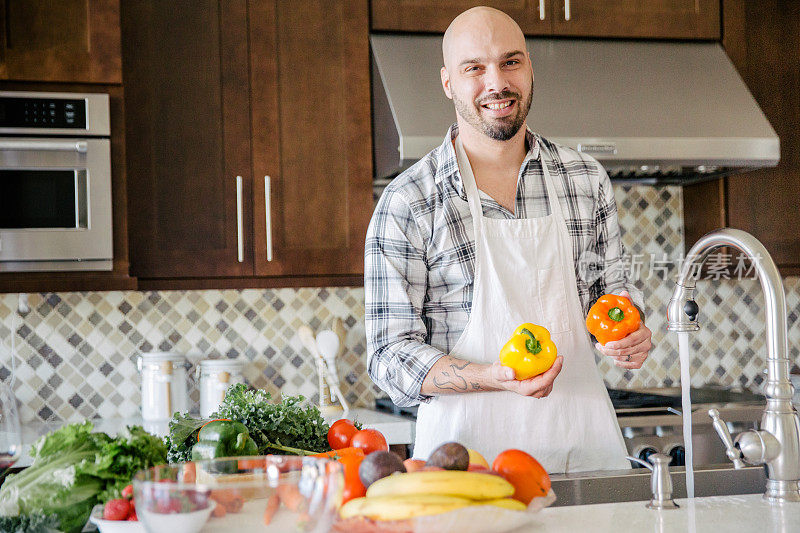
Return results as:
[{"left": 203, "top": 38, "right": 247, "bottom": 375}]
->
[{"left": 339, "top": 470, "right": 526, "bottom": 521}]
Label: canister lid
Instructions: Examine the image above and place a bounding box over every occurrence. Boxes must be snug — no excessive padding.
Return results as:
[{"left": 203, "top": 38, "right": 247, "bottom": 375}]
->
[
  {"left": 199, "top": 358, "right": 245, "bottom": 369},
  {"left": 140, "top": 352, "right": 186, "bottom": 363}
]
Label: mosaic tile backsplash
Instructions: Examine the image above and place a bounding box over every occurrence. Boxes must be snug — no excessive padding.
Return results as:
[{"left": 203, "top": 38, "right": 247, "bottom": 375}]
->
[{"left": 2, "top": 185, "right": 800, "bottom": 423}]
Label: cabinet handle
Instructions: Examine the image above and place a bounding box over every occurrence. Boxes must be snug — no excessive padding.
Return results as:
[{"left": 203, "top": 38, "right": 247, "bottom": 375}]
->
[
  {"left": 236, "top": 175, "right": 244, "bottom": 263},
  {"left": 564, "top": 0, "right": 570, "bottom": 21},
  {"left": 264, "top": 175, "right": 273, "bottom": 262},
  {"left": 539, "top": 0, "right": 545, "bottom": 20}
]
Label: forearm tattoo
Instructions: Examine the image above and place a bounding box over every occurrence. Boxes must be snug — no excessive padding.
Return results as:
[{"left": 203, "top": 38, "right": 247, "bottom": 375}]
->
[{"left": 431, "top": 360, "right": 483, "bottom": 392}]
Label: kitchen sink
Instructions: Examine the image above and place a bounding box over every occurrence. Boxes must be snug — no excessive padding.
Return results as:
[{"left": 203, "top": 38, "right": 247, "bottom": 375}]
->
[{"left": 549, "top": 463, "right": 767, "bottom": 506}]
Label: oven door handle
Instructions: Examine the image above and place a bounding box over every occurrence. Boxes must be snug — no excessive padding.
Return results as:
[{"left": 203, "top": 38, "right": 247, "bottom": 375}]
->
[{"left": 0, "top": 140, "right": 88, "bottom": 153}]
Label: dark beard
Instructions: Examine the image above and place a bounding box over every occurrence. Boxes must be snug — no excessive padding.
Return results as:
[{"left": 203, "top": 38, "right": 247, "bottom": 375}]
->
[{"left": 452, "top": 76, "right": 533, "bottom": 141}]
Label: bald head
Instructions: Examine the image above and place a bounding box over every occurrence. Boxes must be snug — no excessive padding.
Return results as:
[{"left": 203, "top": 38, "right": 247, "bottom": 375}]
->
[
  {"left": 439, "top": 7, "right": 533, "bottom": 142},
  {"left": 442, "top": 6, "right": 527, "bottom": 71}
]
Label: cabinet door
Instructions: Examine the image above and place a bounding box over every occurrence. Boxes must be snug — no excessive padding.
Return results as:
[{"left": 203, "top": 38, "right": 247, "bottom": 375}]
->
[
  {"left": 723, "top": 1, "right": 800, "bottom": 272},
  {"left": 251, "top": 0, "right": 373, "bottom": 277},
  {"left": 371, "top": 1, "right": 552, "bottom": 35},
  {"left": 0, "top": 0, "right": 121, "bottom": 83},
  {"left": 123, "top": 0, "right": 253, "bottom": 278},
  {"left": 551, "top": 0, "right": 719, "bottom": 39}
]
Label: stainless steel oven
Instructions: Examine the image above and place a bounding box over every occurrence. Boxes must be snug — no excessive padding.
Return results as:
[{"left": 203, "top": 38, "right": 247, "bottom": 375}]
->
[{"left": 0, "top": 91, "right": 112, "bottom": 271}]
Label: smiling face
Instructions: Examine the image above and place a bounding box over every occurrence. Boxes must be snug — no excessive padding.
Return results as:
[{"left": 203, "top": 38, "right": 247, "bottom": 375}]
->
[{"left": 441, "top": 8, "right": 533, "bottom": 141}]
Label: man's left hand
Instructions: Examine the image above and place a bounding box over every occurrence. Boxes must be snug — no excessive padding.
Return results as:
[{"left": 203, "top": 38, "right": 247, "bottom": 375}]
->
[{"left": 593, "top": 290, "right": 652, "bottom": 369}]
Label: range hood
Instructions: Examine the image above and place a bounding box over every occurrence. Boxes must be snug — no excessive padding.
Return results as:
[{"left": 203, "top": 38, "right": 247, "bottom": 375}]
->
[{"left": 371, "top": 35, "right": 779, "bottom": 185}]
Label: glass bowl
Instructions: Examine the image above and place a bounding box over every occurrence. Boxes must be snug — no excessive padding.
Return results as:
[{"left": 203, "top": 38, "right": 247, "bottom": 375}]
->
[{"left": 133, "top": 456, "right": 343, "bottom": 533}]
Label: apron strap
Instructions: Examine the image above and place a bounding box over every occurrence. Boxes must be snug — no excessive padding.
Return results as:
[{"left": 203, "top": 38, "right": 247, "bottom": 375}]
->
[
  {"left": 454, "top": 135, "right": 485, "bottom": 228},
  {"left": 536, "top": 138, "right": 565, "bottom": 221}
]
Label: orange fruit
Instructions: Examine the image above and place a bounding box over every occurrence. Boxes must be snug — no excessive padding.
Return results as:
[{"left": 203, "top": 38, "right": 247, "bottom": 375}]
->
[{"left": 492, "top": 449, "right": 550, "bottom": 505}]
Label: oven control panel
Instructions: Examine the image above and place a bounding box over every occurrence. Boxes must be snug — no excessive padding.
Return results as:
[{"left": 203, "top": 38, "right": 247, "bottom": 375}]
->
[{"left": 0, "top": 97, "right": 87, "bottom": 129}]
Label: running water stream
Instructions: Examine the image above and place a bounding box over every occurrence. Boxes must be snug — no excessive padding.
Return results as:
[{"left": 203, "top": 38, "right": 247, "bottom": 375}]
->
[{"left": 678, "top": 331, "right": 695, "bottom": 499}]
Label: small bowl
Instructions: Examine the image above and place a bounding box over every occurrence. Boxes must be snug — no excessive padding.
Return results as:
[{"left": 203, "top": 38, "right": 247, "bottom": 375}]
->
[
  {"left": 134, "top": 456, "right": 344, "bottom": 533},
  {"left": 89, "top": 505, "right": 146, "bottom": 533},
  {"left": 138, "top": 500, "right": 216, "bottom": 533}
]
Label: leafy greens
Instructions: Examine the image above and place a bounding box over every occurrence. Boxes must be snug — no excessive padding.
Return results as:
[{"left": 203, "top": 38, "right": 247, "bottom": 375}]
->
[
  {"left": 166, "top": 384, "right": 331, "bottom": 462},
  {"left": 0, "top": 511, "right": 59, "bottom": 533},
  {"left": 0, "top": 421, "right": 166, "bottom": 533}
]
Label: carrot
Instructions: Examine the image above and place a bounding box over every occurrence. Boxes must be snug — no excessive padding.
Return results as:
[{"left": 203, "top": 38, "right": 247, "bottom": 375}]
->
[
  {"left": 277, "top": 484, "right": 303, "bottom": 512},
  {"left": 212, "top": 501, "right": 227, "bottom": 518},
  {"left": 263, "top": 493, "right": 280, "bottom": 525},
  {"left": 210, "top": 489, "right": 244, "bottom": 513},
  {"left": 310, "top": 447, "right": 365, "bottom": 459},
  {"left": 238, "top": 458, "right": 263, "bottom": 470},
  {"left": 181, "top": 461, "right": 197, "bottom": 483},
  {"left": 229, "top": 497, "right": 244, "bottom": 513}
]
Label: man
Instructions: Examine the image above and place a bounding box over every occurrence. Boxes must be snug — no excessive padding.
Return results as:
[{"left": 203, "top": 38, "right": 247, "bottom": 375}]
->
[{"left": 365, "top": 6, "right": 652, "bottom": 473}]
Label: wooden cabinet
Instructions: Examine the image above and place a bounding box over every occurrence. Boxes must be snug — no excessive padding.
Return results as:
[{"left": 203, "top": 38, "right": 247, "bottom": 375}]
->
[
  {"left": 371, "top": 0, "right": 551, "bottom": 35},
  {"left": 122, "top": 1, "right": 252, "bottom": 279},
  {"left": 551, "top": 0, "right": 719, "bottom": 40},
  {"left": 250, "top": 0, "right": 373, "bottom": 278},
  {"left": 123, "top": 0, "right": 372, "bottom": 285},
  {"left": 684, "top": 0, "right": 800, "bottom": 275},
  {"left": 0, "top": 0, "right": 121, "bottom": 83},
  {"left": 371, "top": 0, "right": 719, "bottom": 40}
]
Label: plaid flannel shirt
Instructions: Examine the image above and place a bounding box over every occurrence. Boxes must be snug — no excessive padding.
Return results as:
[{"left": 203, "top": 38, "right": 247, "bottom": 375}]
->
[{"left": 365, "top": 124, "right": 643, "bottom": 407}]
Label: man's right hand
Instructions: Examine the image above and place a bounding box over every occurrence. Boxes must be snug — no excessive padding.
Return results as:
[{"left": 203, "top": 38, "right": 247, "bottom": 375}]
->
[{"left": 490, "top": 356, "right": 563, "bottom": 398}]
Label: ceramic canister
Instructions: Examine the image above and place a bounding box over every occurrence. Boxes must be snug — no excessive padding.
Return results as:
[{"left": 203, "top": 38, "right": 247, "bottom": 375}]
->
[
  {"left": 138, "top": 352, "right": 188, "bottom": 421},
  {"left": 198, "top": 358, "right": 245, "bottom": 418}
]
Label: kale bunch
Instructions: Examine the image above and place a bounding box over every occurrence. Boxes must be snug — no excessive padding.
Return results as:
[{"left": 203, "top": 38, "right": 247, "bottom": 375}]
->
[
  {"left": 214, "top": 384, "right": 330, "bottom": 455},
  {"left": 165, "top": 384, "right": 332, "bottom": 461}
]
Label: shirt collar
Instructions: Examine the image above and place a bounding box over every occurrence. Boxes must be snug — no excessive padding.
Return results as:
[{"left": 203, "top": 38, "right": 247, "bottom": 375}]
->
[{"left": 434, "top": 123, "right": 542, "bottom": 197}]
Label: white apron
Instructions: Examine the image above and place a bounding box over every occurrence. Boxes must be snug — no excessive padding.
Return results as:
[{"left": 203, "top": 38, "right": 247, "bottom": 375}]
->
[{"left": 414, "top": 135, "right": 629, "bottom": 473}]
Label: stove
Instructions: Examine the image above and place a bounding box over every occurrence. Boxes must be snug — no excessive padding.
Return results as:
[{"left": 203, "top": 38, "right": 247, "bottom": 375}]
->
[
  {"left": 374, "top": 387, "right": 765, "bottom": 467},
  {"left": 375, "top": 387, "right": 762, "bottom": 418},
  {"left": 607, "top": 386, "right": 762, "bottom": 412}
]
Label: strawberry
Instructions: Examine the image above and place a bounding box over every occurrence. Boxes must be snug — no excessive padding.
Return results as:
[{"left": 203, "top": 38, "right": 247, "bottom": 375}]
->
[{"left": 103, "top": 498, "right": 131, "bottom": 521}]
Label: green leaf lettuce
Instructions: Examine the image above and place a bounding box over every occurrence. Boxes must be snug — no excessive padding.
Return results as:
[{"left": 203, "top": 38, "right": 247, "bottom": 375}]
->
[{"left": 0, "top": 421, "right": 166, "bottom": 533}]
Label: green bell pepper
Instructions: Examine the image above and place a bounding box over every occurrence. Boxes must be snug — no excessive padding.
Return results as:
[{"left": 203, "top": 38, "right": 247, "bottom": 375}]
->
[{"left": 191, "top": 420, "right": 258, "bottom": 460}]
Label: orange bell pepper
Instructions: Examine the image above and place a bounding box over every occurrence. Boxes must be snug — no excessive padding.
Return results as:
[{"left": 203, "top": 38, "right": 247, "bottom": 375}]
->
[
  {"left": 498, "top": 323, "right": 558, "bottom": 380},
  {"left": 586, "top": 294, "right": 641, "bottom": 345}
]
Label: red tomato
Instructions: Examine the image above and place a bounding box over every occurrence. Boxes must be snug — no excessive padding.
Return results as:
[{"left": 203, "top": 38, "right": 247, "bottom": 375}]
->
[
  {"left": 338, "top": 454, "right": 366, "bottom": 504},
  {"left": 103, "top": 498, "right": 131, "bottom": 521},
  {"left": 350, "top": 429, "right": 388, "bottom": 455},
  {"left": 492, "top": 449, "right": 551, "bottom": 505},
  {"left": 327, "top": 419, "right": 359, "bottom": 450}
]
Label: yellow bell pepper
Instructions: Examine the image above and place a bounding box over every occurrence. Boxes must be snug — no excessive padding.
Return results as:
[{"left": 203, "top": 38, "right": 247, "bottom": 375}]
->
[{"left": 498, "top": 323, "right": 558, "bottom": 380}]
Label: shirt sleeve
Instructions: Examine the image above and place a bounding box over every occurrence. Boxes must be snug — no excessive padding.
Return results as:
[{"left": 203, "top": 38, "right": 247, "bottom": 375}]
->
[
  {"left": 364, "top": 186, "right": 446, "bottom": 407},
  {"left": 588, "top": 165, "right": 646, "bottom": 318}
]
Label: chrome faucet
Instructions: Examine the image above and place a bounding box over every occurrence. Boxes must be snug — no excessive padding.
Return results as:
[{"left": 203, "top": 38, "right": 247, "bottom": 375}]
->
[{"left": 667, "top": 228, "right": 800, "bottom": 504}]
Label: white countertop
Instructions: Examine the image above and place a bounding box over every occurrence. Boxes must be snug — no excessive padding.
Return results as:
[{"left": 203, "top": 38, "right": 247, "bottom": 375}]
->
[
  {"left": 84, "top": 490, "right": 799, "bottom": 533},
  {"left": 329, "top": 407, "right": 415, "bottom": 446},
  {"left": 17, "top": 408, "right": 414, "bottom": 468},
  {"left": 524, "top": 494, "right": 800, "bottom": 532}
]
